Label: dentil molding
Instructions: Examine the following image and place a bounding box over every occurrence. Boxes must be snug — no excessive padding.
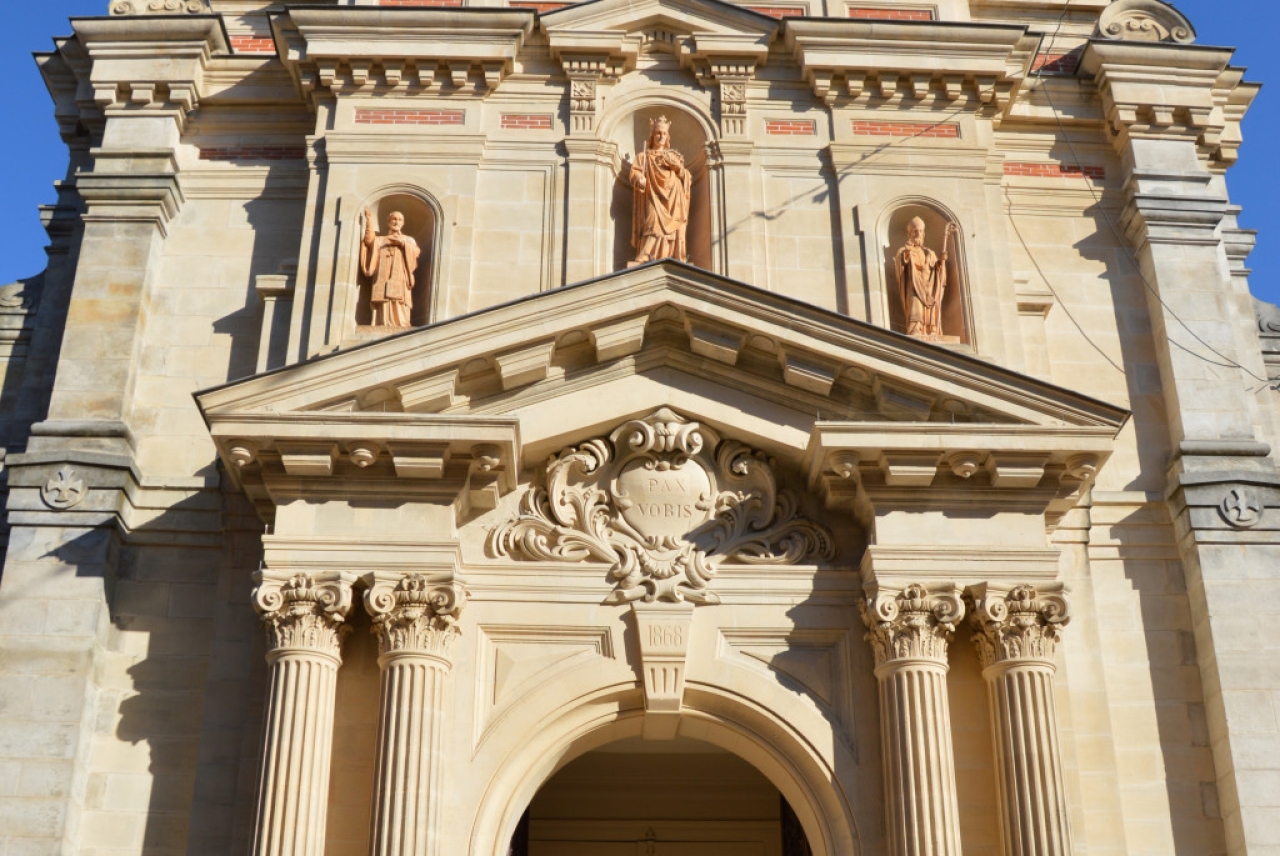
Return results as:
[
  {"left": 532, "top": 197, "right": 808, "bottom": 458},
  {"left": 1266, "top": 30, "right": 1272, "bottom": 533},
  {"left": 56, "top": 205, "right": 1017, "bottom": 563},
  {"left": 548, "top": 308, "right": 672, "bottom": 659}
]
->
[{"left": 490, "top": 408, "right": 834, "bottom": 604}]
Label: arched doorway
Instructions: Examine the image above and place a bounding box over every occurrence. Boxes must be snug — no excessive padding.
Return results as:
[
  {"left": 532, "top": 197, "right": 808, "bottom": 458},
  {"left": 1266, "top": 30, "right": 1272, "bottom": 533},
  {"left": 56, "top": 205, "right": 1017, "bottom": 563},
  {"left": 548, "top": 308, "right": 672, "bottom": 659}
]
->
[{"left": 508, "top": 737, "right": 813, "bottom": 856}]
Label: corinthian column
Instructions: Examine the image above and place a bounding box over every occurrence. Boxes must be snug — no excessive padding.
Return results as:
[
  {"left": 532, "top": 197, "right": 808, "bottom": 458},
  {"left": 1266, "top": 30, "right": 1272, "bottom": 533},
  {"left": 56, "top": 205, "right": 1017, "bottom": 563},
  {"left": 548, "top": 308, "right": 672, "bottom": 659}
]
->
[
  {"left": 967, "top": 583, "right": 1072, "bottom": 856},
  {"left": 250, "top": 571, "right": 357, "bottom": 856},
  {"left": 365, "top": 575, "right": 467, "bottom": 856},
  {"left": 860, "top": 582, "right": 965, "bottom": 856}
]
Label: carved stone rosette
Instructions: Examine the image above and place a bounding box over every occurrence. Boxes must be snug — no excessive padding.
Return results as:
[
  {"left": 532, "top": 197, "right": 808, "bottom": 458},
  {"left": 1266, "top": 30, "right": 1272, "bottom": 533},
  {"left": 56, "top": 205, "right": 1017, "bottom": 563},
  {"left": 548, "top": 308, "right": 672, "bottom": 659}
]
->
[
  {"left": 860, "top": 583, "right": 964, "bottom": 856},
  {"left": 364, "top": 575, "right": 467, "bottom": 856},
  {"left": 967, "top": 583, "right": 1074, "bottom": 856},
  {"left": 249, "top": 572, "right": 356, "bottom": 856},
  {"left": 490, "top": 408, "right": 834, "bottom": 604}
]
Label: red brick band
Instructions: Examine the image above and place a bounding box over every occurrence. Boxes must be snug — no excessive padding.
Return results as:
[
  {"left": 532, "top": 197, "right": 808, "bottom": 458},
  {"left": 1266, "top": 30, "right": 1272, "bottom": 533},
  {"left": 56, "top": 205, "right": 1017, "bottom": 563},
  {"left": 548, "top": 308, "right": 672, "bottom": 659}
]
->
[
  {"left": 847, "top": 7, "right": 933, "bottom": 20},
  {"left": 850, "top": 120, "right": 959, "bottom": 138},
  {"left": 379, "top": 0, "right": 464, "bottom": 5},
  {"left": 355, "top": 109, "right": 465, "bottom": 126},
  {"left": 230, "top": 36, "right": 275, "bottom": 54},
  {"left": 501, "top": 114, "right": 554, "bottom": 130},
  {"left": 198, "top": 146, "right": 306, "bottom": 162},
  {"left": 749, "top": 6, "right": 807, "bottom": 17},
  {"left": 1004, "top": 161, "right": 1105, "bottom": 181},
  {"left": 509, "top": 1, "right": 571, "bottom": 11},
  {"left": 765, "top": 119, "right": 816, "bottom": 136},
  {"left": 1031, "top": 52, "right": 1082, "bottom": 75}
]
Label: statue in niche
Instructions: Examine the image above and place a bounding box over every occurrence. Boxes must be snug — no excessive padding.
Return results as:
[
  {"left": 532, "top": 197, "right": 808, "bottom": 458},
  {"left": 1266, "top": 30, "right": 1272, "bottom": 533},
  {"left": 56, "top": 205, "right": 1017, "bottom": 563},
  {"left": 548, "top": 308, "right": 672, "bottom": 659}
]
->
[
  {"left": 895, "top": 216, "right": 958, "bottom": 342},
  {"left": 361, "top": 207, "right": 421, "bottom": 328},
  {"left": 629, "top": 116, "right": 692, "bottom": 266}
]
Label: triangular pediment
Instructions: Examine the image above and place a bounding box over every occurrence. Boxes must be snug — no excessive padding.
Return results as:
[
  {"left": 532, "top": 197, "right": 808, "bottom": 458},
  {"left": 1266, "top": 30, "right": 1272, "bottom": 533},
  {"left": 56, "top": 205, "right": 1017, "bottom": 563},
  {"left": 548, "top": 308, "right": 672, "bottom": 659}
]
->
[
  {"left": 541, "top": 0, "right": 778, "bottom": 64},
  {"left": 198, "top": 261, "right": 1125, "bottom": 458}
]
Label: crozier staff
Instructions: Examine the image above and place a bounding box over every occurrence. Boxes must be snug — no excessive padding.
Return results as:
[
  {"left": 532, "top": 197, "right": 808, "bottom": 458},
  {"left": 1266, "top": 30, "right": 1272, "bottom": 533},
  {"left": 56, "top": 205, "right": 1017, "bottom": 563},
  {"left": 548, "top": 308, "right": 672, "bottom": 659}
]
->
[
  {"left": 360, "top": 207, "right": 421, "bottom": 329},
  {"left": 895, "top": 217, "right": 957, "bottom": 341},
  {"left": 629, "top": 116, "right": 692, "bottom": 265}
]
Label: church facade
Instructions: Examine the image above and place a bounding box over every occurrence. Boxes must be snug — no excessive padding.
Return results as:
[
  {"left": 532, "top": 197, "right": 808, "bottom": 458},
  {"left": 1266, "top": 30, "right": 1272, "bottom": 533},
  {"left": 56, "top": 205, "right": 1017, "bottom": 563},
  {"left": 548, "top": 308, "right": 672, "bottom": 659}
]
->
[{"left": 2, "top": 1, "right": 1279, "bottom": 855}]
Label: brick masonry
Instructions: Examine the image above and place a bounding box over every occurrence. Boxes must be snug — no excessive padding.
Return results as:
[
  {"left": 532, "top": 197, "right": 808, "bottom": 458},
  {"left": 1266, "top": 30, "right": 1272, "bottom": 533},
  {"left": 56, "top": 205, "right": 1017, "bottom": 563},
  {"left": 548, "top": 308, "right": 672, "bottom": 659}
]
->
[
  {"left": 1031, "top": 51, "right": 1083, "bottom": 75},
  {"left": 765, "top": 119, "right": 816, "bottom": 136},
  {"left": 501, "top": 114, "right": 554, "bottom": 130},
  {"left": 198, "top": 146, "right": 306, "bottom": 162},
  {"left": 850, "top": 120, "right": 959, "bottom": 138},
  {"left": 1004, "top": 161, "right": 1106, "bottom": 181},
  {"left": 230, "top": 36, "right": 275, "bottom": 54},
  {"left": 379, "top": 0, "right": 464, "bottom": 6},
  {"left": 354, "top": 109, "right": 465, "bottom": 126},
  {"left": 749, "top": 6, "right": 807, "bottom": 17},
  {"left": 509, "top": 1, "right": 572, "bottom": 10},
  {"left": 847, "top": 7, "right": 934, "bottom": 19}
]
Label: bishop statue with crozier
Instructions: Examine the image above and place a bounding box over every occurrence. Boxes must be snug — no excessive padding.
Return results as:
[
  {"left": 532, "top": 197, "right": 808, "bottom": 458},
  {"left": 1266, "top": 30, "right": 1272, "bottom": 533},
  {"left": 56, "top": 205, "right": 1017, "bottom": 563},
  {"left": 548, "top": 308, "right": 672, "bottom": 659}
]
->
[
  {"left": 629, "top": 116, "right": 692, "bottom": 265},
  {"left": 895, "top": 216, "right": 958, "bottom": 342},
  {"left": 361, "top": 207, "right": 421, "bottom": 328}
]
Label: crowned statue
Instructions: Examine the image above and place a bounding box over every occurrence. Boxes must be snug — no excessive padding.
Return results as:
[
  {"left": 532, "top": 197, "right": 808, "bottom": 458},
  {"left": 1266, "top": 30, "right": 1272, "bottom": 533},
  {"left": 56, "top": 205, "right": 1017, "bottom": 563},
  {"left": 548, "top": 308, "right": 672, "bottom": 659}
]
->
[
  {"left": 360, "top": 207, "right": 421, "bottom": 329},
  {"left": 629, "top": 116, "right": 692, "bottom": 265},
  {"left": 895, "top": 216, "right": 958, "bottom": 342}
]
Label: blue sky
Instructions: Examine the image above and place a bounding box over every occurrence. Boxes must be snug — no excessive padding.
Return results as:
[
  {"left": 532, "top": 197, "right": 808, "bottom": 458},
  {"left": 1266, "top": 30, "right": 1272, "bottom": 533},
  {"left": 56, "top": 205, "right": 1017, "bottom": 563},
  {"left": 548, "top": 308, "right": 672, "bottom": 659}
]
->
[{"left": 1, "top": 2, "right": 1277, "bottom": 308}]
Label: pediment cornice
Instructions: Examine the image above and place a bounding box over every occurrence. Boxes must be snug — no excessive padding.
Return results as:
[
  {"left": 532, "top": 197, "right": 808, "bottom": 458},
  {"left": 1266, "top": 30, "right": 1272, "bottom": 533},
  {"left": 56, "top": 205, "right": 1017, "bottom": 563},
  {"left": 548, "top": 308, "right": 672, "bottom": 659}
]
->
[{"left": 197, "top": 263, "right": 1127, "bottom": 528}]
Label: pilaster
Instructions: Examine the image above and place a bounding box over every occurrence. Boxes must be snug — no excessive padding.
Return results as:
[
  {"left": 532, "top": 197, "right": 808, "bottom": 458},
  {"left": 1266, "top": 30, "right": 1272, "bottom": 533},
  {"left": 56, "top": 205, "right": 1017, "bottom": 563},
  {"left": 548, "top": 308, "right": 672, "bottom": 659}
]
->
[{"left": 1082, "top": 40, "right": 1280, "bottom": 856}]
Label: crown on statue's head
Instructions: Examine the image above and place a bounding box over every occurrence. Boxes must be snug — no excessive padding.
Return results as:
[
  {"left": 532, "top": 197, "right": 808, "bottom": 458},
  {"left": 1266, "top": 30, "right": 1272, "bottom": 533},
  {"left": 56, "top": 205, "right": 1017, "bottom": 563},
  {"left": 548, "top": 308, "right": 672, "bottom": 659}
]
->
[{"left": 649, "top": 116, "right": 672, "bottom": 131}]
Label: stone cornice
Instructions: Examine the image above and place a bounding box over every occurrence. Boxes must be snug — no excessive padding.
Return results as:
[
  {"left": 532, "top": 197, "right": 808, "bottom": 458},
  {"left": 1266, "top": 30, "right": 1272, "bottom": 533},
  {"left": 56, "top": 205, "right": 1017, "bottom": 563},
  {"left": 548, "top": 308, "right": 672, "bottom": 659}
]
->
[
  {"left": 807, "top": 422, "right": 1119, "bottom": 530},
  {"left": 783, "top": 19, "right": 1040, "bottom": 114},
  {"left": 203, "top": 411, "right": 519, "bottom": 522},
  {"left": 1080, "top": 39, "right": 1258, "bottom": 167},
  {"left": 70, "top": 15, "right": 228, "bottom": 128},
  {"left": 270, "top": 8, "right": 535, "bottom": 106}
]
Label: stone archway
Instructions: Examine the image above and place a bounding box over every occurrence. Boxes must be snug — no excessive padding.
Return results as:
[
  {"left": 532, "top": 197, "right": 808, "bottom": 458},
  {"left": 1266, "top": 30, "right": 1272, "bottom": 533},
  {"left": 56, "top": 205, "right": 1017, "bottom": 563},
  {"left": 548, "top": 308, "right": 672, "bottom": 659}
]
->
[{"left": 514, "top": 735, "right": 813, "bottom": 856}]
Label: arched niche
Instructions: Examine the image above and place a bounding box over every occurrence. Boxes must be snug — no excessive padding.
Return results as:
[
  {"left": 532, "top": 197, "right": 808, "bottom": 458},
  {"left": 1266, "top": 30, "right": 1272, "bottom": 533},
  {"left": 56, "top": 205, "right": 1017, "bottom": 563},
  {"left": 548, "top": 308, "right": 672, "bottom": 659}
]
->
[
  {"left": 355, "top": 190, "right": 437, "bottom": 328},
  {"left": 881, "top": 201, "right": 971, "bottom": 346},
  {"left": 605, "top": 104, "right": 713, "bottom": 272}
]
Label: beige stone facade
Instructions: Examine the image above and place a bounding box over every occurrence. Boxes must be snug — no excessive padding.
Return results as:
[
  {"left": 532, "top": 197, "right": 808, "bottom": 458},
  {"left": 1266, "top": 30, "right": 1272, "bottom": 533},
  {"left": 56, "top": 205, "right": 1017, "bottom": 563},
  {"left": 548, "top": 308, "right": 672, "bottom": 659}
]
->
[{"left": 2, "top": 1, "right": 1279, "bottom": 856}]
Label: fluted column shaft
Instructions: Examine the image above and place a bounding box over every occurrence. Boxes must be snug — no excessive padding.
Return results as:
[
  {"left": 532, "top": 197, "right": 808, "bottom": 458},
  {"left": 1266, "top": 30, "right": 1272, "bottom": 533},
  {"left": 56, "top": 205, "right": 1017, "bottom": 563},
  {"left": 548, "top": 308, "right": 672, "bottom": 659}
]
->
[
  {"left": 366, "top": 575, "right": 467, "bottom": 856},
  {"left": 251, "top": 572, "right": 356, "bottom": 856},
  {"left": 862, "top": 583, "right": 965, "bottom": 856},
  {"left": 969, "top": 584, "right": 1073, "bottom": 856}
]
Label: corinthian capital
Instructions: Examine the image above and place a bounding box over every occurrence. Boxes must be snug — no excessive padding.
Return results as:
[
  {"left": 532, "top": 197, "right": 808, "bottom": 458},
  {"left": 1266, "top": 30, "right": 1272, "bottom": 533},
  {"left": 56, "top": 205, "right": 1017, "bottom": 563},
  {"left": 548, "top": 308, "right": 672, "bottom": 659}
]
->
[
  {"left": 253, "top": 572, "right": 356, "bottom": 659},
  {"left": 860, "top": 582, "right": 965, "bottom": 668},
  {"left": 967, "top": 583, "right": 1070, "bottom": 669},
  {"left": 365, "top": 575, "right": 467, "bottom": 659}
]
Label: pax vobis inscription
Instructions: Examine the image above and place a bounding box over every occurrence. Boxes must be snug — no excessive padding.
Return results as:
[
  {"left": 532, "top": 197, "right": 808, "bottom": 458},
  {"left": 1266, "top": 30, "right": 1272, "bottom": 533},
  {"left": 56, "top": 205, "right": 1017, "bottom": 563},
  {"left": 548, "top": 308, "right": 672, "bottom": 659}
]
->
[{"left": 490, "top": 408, "right": 834, "bottom": 604}]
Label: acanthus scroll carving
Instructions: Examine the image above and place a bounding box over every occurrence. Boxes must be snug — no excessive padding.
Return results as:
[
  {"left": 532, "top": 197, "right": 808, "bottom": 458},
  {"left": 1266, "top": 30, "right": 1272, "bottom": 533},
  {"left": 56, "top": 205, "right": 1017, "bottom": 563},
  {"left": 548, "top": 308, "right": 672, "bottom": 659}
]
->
[
  {"left": 365, "top": 575, "right": 467, "bottom": 658},
  {"left": 490, "top": 408, "right": 834, "bottom": 604},
  {"left": 253, "top": 573, "right": 355, "bottom": 659},
  {"left": 860, "top": 583, "right": 964, "bottom": 667},
  {"left": 967, "top": 584, "right": 1070, "bottom": 669}
]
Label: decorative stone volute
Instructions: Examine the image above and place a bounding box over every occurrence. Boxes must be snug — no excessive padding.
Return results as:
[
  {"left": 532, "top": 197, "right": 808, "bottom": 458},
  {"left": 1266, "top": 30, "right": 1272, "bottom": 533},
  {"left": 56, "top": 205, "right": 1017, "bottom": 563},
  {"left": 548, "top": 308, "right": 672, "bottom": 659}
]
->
[
  {"left": 1097, "top": 0, "right": 1195, "bottom": 45},
  {"left": 967, "top": 583, "right": 1070, "bottom": 669},
  {"left": 490, "top": 408, "right": 834, "bottom": 604},
  {"left": 252, "top": 572, "right": 356, "bottom": 660},
  {"left": 860, "top": 582, "right": 964, "bottom": 668},
  {"left": 365, "top": 575, "right": 467, "bottom": 659},
  {"left": 110, "top": 0, "right": 211, "bottom": 14}
]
